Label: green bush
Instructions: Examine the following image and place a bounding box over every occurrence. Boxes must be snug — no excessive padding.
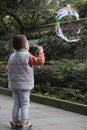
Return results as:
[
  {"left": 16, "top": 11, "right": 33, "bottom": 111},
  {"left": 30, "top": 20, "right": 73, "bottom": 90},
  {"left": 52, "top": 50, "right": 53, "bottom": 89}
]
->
[
  {"left": 0, "top": 61, "right": 8, "bottom": 88},
  {"left": 50, "top": 60, "right": 87, "bottom": 93},
  {"left": 33, "top": 60, "right": 87, "bottom": 104},
  {"left": 83, "top": 92, "right": 87, "bottom": 104},
  {"left": 34, "top": 66, "right": 53, "bottom": 85},
  {"left": 57, "top": 88, "right": 84, "bottom": 101},
  {"left": 0, "top": 40, "right": 13, "bottom": 61},
  {"left": 39, "top": 35, "right": 87, "bottom": 61},
  {"left": 34, "top": 60, "right": 87, "bottom": 94}
]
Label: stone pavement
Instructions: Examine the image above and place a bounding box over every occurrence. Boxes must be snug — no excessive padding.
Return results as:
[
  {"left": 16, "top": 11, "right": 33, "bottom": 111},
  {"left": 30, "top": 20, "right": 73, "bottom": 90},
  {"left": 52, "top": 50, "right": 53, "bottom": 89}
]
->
[{"left": 0, "top": 94, "right": 87, "bottom": 130}]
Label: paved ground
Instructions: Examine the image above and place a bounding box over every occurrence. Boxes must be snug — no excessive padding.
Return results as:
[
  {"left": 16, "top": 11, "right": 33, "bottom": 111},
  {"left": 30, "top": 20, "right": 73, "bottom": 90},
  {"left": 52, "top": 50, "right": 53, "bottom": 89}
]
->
[{"left": 0, "top": 94, "right": 87, "bottom": 130}]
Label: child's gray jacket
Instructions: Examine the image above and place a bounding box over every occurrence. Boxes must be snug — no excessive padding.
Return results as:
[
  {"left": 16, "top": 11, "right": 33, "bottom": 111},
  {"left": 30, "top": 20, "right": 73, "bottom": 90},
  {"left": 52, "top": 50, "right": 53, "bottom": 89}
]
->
[{"left": 8, "top": 49, "right": 34, "bottom": 90}]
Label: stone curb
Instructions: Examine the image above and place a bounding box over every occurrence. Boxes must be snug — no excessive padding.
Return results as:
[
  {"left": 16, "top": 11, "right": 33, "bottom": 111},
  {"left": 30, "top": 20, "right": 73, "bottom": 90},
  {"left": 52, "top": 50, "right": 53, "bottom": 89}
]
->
[{"left": 0, "top": 87, "right": 87, "bottom": 115}]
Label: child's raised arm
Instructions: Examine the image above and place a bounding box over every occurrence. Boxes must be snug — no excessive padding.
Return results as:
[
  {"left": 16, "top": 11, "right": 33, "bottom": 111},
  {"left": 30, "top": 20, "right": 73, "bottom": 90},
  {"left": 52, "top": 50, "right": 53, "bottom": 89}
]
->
[{"left": 29, "top": 46, "right": 45, "bottom": 66}]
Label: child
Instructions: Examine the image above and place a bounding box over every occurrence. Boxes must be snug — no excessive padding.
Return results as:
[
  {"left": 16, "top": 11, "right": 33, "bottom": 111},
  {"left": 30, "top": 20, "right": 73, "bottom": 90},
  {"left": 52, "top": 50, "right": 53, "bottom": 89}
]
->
[{"left": 6, "top": 35, "right": 45, "bottom": 130}]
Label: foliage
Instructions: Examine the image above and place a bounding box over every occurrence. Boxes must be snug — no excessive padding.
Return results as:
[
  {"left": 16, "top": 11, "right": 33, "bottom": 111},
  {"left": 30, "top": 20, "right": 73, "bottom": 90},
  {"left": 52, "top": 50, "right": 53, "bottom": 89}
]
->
[
  {"left": 0, "top": 40, "right": 13, "bottom": 61},
  {"left": 73, "top": 0, "right": 87, "bottom": 17},
  {"left": 38, "top": 36, "right": 87, "bottom": 61},
  {"left": 0, "top": 0, "right": 86, "bottom": 40},
  {"left": 34, "top": 66, "right": 53, "bottom": 85},
  {"left": 83, "top": 92, "right": 87, "bottom": 104},
  {"left": 33, "top": 60, "right": 87, "bottom": 104},
  {"left": 0, "top": 0, "right": 55, "bottom": 39},
  {"left": 51, "top": 60, "right": 87, "bottom": 93},
  {"left": 0, "top": 61, "right": 8, "bottom": 88},
  {"left": 55, "top": 88, "right": 84, "bottom": 103}
]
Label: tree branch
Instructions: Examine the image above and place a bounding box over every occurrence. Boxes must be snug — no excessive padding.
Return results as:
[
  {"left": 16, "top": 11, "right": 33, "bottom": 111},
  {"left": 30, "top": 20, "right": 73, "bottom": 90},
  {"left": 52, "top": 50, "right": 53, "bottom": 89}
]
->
[
  {"left": 13, "top": 0, "right": 24, "bottom": 14},
  {"left": 0, "top": 7, "right": 25, "bottom": 33}
]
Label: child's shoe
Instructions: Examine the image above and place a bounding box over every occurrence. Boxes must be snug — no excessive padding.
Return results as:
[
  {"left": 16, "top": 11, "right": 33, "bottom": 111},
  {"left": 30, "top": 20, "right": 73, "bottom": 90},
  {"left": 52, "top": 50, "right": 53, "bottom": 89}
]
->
[
  {"left": 20, "top": 123, "right": 32, "bottom": 130},
  {"left": 9, "top": 121, "right": 21, "bottom": 129}
]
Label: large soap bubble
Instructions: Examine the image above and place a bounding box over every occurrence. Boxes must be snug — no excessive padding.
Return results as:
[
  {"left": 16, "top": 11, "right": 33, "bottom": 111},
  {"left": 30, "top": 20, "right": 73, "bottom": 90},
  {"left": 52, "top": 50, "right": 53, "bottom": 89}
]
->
[{"left": 55, "top": 5, "right": 81, "bottom": 42}]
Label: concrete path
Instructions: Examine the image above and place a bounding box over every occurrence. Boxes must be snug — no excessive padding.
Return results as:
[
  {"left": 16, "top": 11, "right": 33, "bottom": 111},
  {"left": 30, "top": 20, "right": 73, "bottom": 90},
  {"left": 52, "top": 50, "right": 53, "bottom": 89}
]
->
[{"left": 0, "top": 94, "right": 87, "bottom": 130}]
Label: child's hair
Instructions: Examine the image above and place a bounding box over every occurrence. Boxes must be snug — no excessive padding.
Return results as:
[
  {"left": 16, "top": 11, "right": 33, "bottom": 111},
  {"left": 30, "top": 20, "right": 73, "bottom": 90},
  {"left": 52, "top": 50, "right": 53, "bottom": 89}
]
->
[{"left": 12, "top": 35, "right": 27, "bottom": 50}]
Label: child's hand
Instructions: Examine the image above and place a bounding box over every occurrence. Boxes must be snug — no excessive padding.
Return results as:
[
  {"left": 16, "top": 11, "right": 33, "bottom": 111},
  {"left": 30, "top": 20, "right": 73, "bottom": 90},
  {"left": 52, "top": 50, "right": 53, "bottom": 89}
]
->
[
  {"left": 34, "top": 44, "right": 43, "bottom": 53},
  {"left": 38, "top": 46, "right": 43, "bottom": 53}
]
